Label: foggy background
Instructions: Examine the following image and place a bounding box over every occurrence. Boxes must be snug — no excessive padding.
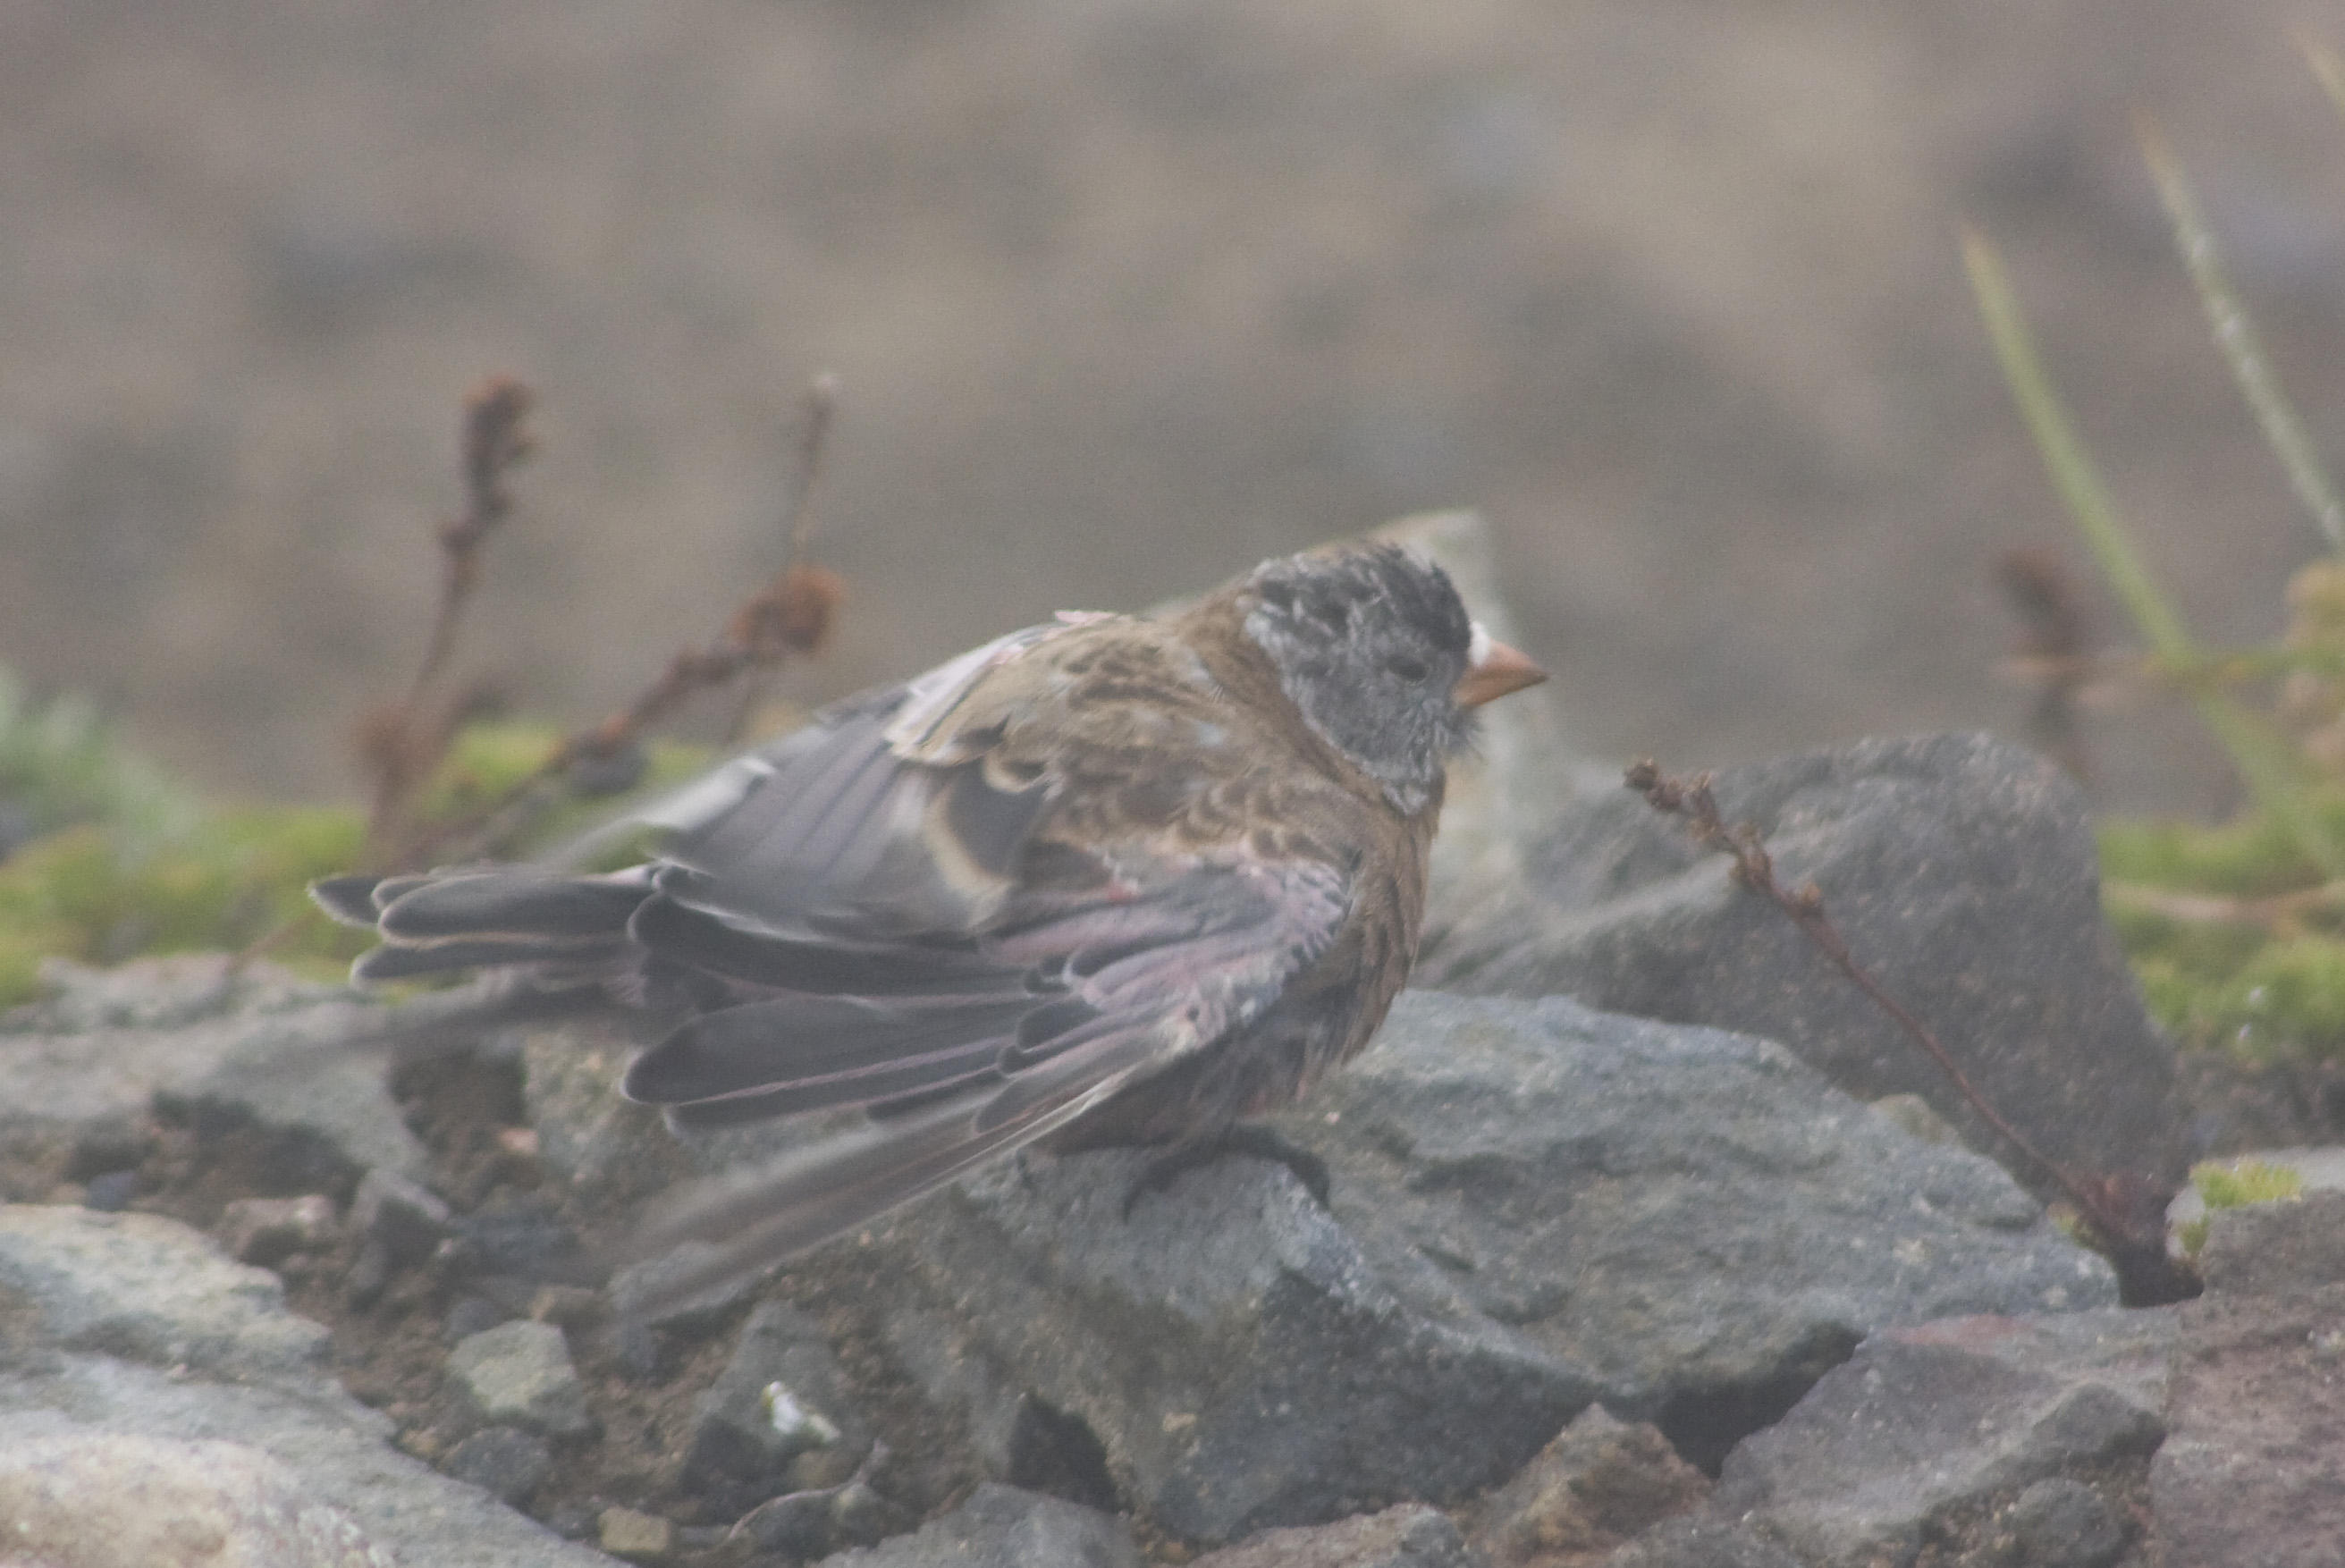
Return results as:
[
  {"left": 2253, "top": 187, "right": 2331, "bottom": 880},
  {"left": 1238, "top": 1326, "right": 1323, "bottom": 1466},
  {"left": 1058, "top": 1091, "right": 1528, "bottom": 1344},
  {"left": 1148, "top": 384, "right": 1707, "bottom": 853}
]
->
[{"left": 6, "top": 0, "right": 2345, "bottom": 814}]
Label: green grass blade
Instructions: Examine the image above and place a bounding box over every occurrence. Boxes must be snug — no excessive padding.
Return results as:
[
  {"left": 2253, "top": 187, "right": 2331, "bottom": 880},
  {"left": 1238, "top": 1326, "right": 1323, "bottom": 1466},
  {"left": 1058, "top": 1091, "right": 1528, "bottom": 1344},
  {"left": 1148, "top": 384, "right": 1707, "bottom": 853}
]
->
[
  {"left": 2138, "top": 114, "right": 2345, "bottom": 554},
  {"left": 1963, "top": 226, "right": 2345, "bottom": 876},
  {"left": 1962, "top": 229, "right": 2195, "bottom": 658}
]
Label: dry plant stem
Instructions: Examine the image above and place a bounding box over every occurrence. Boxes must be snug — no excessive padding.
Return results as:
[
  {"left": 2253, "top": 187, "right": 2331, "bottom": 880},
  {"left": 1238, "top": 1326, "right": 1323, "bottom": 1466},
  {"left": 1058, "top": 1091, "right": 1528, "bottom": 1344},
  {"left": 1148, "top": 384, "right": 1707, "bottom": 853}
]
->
[
  {"left": 729, "top": 373, "right": 841, "bottom": 744},
  {"left": 410, "top": 378, "right": 536, "bottom": 705},
  {"left": 361, "top": 378, "right": 536, "bottom": 859},
  {"left": 2102, "top": 877, "right": 2345, "bottom": 932},
  {"left": 390, "top": 562, "right": 845, "bottom": 868},
  {"left": 1624, "top": 760, "right": 2155, "bottom": 1260}
]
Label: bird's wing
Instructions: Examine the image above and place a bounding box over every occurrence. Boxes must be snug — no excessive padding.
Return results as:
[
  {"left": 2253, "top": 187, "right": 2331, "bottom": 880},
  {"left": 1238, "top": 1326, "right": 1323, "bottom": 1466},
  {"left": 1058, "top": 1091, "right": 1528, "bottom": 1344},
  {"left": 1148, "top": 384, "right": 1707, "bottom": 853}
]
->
[
  {"left": 615, "top": 845, "right": 1350, "bottom": 1310},
  {"left": 616, "top": 618, "right": 1093, "bottom": 944}
]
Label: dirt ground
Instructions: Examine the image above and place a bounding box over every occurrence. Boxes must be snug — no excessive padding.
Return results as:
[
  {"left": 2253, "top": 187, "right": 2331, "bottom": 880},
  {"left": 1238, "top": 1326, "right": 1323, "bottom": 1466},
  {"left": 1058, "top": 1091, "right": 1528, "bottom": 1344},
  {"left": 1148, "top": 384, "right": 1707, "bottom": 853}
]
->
[{"left": 4, "top": 0, "right": 2345, "bottom": 817}]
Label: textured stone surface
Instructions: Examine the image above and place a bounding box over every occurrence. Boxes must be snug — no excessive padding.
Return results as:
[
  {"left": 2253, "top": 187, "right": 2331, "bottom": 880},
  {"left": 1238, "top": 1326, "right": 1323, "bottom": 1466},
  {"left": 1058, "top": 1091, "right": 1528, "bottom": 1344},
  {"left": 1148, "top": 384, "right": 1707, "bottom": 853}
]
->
[
  {"left": 1191, "top": 1505, "right": 1487, "bottom": 1568},
  {"left": 445, "top": 1319, "right": 595, "bottom": 1439},
  {"left": 681, "top": 1299, "right": 864, "bottom": 1513},
  {"left": 0, "top": 1205, "right": 612, "bottom": 1568},
  {"left": 1281, "top": 994, "right": 2117, "bottom": 1469},
  {"left": 2147, "top": 1283, "right": 2345, "bottom": 1568},
  {"left": 0, "top": 1431, "right": 396, "bottom": 1568},
  {"left": 0, "top": 1204, "right": 326, "bottom": 1382},
  {"left": 1469, "top": 1406, "right": 1706, "bottom": 1566},
  {"left": 862, "top": 993, "right": 2113, "bottom": 1541},
  {"left": 819, "top": 1482, "right": 1139, "bottom": 1568},
  {"left": 874, "top": 1140, "right": 1598, "bottom": 1545},
  {"left": 1420, "top": 734, "right": 2187, "bottom": 1196},
  {"left": 1700, "top": 1308, "right": 2172, "bottom": 1567},
  {"left": 350, "top": 1166, "right": 452, "bottom": 1267},
  {"left": 442, "top": 1425, "right": 554, "bottom": 1507},
  {"left": 0, "top": 957, "right": 430, "bottom": 1184},
  {"left": 2004, "top": 1478, "right": 2124, "bottom": 1568},
  {"left": 2195, "top": 1187, "right": 2345, "bottom": 1295}
]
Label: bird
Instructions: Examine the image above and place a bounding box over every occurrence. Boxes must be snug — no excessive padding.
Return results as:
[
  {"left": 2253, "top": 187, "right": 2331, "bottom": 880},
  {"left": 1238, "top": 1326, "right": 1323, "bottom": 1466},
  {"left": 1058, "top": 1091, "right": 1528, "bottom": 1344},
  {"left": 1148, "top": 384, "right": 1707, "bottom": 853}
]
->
[{"left": 315, "top": 543, "right": 1546, "bottom": 1306}]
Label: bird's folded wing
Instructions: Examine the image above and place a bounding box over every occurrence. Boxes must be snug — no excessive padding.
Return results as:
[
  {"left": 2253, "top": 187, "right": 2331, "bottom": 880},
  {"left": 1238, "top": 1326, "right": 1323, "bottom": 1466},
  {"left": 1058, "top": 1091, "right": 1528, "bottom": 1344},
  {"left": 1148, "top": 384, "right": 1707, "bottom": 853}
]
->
[{"left": 612, "top": 850, "right": 1349, "bottom": 1311}]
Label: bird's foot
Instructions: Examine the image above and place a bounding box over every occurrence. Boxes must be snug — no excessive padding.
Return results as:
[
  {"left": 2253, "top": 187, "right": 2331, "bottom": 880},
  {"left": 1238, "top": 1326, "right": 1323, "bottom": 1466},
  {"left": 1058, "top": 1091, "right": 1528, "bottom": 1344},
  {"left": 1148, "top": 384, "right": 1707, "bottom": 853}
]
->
[{"left": 1121, "top": 1124, "right": 1333, "bottom": 1218}]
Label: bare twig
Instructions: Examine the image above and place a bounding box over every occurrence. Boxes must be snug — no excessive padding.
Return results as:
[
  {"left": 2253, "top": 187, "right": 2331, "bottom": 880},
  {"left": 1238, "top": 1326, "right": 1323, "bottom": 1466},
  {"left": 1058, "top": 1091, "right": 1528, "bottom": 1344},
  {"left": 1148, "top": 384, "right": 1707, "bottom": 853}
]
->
[
  {"left": 392, "top": 561, "right": 845, "bottom": 868},
  {"left": 2102, "top": 877, "right": 2345, "bottom": 932},
  {"left": 360, "top": 378, "right": 536, "bottom": 857},
  {"left": 1625, "top": 759, "right": 2195, "bottom": 1302},
  {"left": 412, "top": 378, "right": 536, "bottom": 704},
  {"left": 728, "top": 373, "right": 840, "bottom": 744}
]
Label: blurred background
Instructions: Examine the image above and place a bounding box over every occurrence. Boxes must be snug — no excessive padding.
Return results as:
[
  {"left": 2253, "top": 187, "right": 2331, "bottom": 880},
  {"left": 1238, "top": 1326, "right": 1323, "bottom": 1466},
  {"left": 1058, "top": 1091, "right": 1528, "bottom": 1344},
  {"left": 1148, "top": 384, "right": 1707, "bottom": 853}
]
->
[{"left": 5, "top": 0, "right": 2345, "bottom": 814}]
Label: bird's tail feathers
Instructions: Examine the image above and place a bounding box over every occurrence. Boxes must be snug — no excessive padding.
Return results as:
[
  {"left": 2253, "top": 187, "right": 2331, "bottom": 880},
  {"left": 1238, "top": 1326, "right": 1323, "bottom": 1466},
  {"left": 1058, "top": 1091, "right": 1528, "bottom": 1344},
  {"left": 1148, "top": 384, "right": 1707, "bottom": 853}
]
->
[{"left": 607, "top": 1065, "right": 1135, "bottom": 1320}]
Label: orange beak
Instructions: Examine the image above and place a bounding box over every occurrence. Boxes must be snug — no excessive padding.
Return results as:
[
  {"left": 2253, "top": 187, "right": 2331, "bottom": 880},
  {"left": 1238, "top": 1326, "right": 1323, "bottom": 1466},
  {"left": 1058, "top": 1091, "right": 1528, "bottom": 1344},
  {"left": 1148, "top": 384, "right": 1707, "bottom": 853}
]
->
[{"left": 1454, "top": 623, "right": 1548, "bottom": 709}]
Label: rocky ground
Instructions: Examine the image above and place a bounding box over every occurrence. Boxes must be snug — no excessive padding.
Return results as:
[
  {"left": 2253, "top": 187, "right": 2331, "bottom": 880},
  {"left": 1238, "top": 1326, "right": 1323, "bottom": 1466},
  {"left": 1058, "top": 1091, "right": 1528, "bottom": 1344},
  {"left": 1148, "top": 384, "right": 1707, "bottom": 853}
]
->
[{"left": 2, "top": 521, "right": 2341, "bottom": 1566}]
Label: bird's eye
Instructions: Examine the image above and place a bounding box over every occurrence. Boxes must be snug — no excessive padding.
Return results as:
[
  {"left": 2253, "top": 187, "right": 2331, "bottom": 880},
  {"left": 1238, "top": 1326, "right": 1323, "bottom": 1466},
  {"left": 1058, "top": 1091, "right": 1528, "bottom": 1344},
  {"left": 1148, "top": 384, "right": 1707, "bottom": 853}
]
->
[
  {"left": 1258, "top": 581, "right": 1296, "bottom": 611},
  {"left": 1387, "top": 654, "right": 1430, "bottom": 682}
]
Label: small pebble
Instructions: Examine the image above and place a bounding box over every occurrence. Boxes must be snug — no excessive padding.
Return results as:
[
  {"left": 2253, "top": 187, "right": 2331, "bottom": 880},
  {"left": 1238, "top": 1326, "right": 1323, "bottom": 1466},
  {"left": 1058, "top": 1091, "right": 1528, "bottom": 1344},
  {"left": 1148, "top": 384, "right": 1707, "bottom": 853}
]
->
[
  {"left": 350, "top": 1168, "right": 451, "bottom": 1267},
  {"left": 446, "top": 1319, "right": 593, "bottom": 1438},
  {"left": 443, "top": 1426, "right": 554, "bottom": 1507},
  {"left": 220, "top": 1194, "right": 337, "bottom": 1265},
  {"left": 598, "top": 1505, "right": 674, "bottom": 1562}
]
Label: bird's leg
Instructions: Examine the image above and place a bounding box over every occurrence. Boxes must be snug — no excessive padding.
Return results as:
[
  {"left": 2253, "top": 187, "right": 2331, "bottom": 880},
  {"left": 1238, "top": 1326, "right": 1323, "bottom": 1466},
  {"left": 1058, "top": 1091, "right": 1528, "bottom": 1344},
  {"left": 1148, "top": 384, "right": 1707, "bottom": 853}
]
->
[{"left": 1121, "top": 1123, "right": 1333, "bottom": 1218}]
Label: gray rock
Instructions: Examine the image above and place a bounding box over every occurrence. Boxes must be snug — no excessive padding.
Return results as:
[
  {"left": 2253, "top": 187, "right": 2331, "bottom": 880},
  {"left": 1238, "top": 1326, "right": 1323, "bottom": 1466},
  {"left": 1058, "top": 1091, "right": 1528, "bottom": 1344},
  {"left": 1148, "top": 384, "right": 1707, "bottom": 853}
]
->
[
  {"left": 1700, "top": 1307, "right": 2173, "bottom": 1568},
  {"left": 517, "top": 1013, "right": 696, "bottom": 1211},
  {"left": 1191, "top": 1505, "right": 1486, "bottom": 1568},
  {"left": 859, "top": 994, "right": 2112, "bottom": 1542},
  {"left": 821, "top": 1482, "right": 1138, "bottom": 1568},
  {"left": 2147, "top": 1283, "right": 2345, "bottom": 1568},
  {"left": 350, "top": 1167, "right": 451, "bottom": 1267},
  {"left": 1419, "top": 734, "right": 2188, "bottom": 1195},
  {"left": 2196, "top": 1187, "right": 2345, "bottom": 1295},
  {"left": 0, "top": 1205, "right": 326, "bottom": 1382},
  {"left": 681, "top": 1299, "right": 862, "bottom": 1511},
  {"left": 443, "top": 1425, "right": 554, "bottom": 1506},
  {"left": 445, "top": 1319, "right": 594, "bottom": 1439},
  {"left": 0, "top": 957, "right": 431, "bottom": 1185},
  {"left": 871, "top": 1141, "right": 1598, "bottom": 1545},
  {"left": 1469, "top": 1405, "right": 1706, "bottom": 1565},
  {"left": 1600, "top": 1516, "right": 1803, "bottom": 1568},
  {"left": 0, "top": 1205, "right": 610, "bottom": 1567},
  {"left": 1279, "top": 993, "right": 2118, "bottom": 1470},
  {"left": 0, "top": 1430, "right": 400, "bottom": 1568},
  {"left": 2004, "top": 1478, "right": 2123, "bottom": 1568}
]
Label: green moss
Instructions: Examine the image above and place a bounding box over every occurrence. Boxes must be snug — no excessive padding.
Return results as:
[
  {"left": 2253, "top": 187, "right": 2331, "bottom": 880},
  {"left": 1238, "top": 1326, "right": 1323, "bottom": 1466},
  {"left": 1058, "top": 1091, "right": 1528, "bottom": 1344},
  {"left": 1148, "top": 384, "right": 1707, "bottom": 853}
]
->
[
  {"left": 0, "top": 808, "right": 375, "bottom": 1007},
  {"left": 2177, "top": 1157, "right": 2305, "bottom": 1256},
  {"left": 0, "top": 668, "right": 198, "bottom": 847},
  {"left": 2101, "top": 803, "right": 2345, "bottom": 1066},
  {"left": 2097, "top": 808, "right": 2331, "bottom": 898},
  {"left": 0, "top": 714, "right": 723, "bottom": 1011}
]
